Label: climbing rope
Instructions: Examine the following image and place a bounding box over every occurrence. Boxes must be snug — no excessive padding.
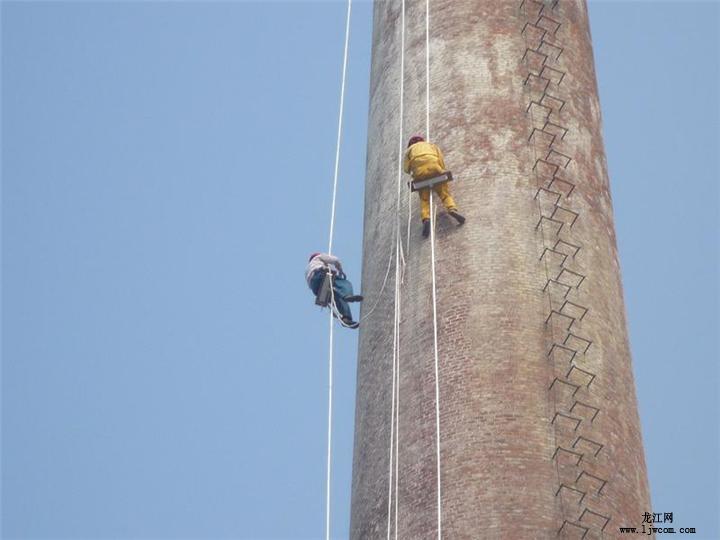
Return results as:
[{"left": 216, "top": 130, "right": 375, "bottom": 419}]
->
[
  {"left": 322, "top": 1, "right": 441, "bottom": 538},
  {"left": 386, "top": 0, "right": 405, "bottom": 538},
  {"left": 385, "top": 1, "right": 442, "bottom": 537},
  {"left": 325, "top": 1, "right": 352, "bottom": 539},
  {"left": 393, "top": 0, "right": 404, "bottom": 531},
  {"left": 426, "top": 0, "right": 443, "bottom": 536},
  {"left": 359, "top": 243, "right": 395, "bottom": 323}
]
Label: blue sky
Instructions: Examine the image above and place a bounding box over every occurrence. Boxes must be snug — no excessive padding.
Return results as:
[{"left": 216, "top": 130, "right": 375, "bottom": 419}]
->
[{"left": 1, "top": 1, "right": 717, "bottom": 539}]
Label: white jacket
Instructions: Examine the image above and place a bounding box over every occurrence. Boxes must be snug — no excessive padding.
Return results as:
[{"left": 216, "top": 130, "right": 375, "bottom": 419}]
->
[{"left": 305, "top": 253, "right": 343, "bottom": 287}]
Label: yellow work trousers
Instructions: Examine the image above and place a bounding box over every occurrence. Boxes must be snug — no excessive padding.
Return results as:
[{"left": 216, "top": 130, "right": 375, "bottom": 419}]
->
[{"left": 418, "top": 181, "right": 457, "bottom": 221}]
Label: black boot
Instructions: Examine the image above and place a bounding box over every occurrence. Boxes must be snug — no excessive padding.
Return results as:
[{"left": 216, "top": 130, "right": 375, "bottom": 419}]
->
[
  {"left": 344, "top": 295, "right": 363, "bottom": 302},
  {"left": 449, "top": 210, "right": 466, "bottom": 225},
  {"left": 341, "top": 316, "right": 359, "bottom": 329},
  {"left": 422, "top": 219, "right": 431, "bottom": 238}
]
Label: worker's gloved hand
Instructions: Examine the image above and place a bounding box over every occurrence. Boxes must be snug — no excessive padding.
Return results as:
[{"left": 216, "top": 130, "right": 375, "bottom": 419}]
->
[{"left": 338, "top": 271, "right": 347, "bottom": 280}]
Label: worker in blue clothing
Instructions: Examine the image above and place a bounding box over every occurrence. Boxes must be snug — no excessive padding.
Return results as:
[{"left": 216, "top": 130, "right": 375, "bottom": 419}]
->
[{"left": 306, "top": 252, "right": 363, "bottom": 329}]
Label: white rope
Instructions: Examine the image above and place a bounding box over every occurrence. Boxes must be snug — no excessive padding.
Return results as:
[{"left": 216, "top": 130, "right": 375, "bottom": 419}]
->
[
  {"left": 327, "top": 0, "right": 352, "bottom": 257},
  {"left": 426, "top": 1, "right": 443, "bottom": 538},
  {"left": 429, "top": 199, "right": 442, "bottom": 540},
  {"left": 393, "top": 256, "right": 401, "bottom": 540},
  {"left": 385, "top": 246, "right": 401, "bottom": 540},
  {"left": 325, "top": 2, "right": 352, "bottom": 539},
  {"left": 329, "top": 288, "right": 358, "bottom": 329},
  {"left": 386, "top": 0, "right": 405, "bottom": 537},
  {"left": 325, "top": 286, "right": 335, "bottom": 539},
  {"left": 425, "top": 0, "right": 431, "bottom": 142},
  {"left": 359, "top": 245, "right": 395, "bottom": 322}
]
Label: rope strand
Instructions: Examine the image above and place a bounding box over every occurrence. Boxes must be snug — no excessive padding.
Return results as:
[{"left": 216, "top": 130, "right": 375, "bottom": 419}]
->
[
  {"left": 327, "top": 0, "right": 352, "bottom": 257},
  {"left": 426, "top": 1, "right": 443, "bottom": 537},
  {"left": 387, "top": 1, "right": 405, "bottom": 536},
  {"left": 325, "top": 2, "right": 352, "bottom": 539}
]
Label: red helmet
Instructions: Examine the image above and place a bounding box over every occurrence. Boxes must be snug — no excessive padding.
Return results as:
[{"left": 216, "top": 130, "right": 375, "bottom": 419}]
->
[
  {"left": 308, "top": 252, "right": 321, "bottom": 262},
  {"left": 408, "top": 134, "right": 424, "bottom": 147}
]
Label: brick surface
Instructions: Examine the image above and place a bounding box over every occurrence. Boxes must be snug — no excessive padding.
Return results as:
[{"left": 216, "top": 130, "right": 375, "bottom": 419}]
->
[{"left": 350, "top": 1, "right": 651, "bottom": 538}]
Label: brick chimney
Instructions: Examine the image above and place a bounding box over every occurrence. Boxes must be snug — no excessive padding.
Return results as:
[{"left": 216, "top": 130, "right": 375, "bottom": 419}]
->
[{"left": 350, "top": 1, "right": 651, "bottom": 538}]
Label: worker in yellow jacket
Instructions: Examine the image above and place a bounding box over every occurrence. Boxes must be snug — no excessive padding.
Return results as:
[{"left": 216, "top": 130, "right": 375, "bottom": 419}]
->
[{"left": 403, "top": 135, "right": 465, "bottom": 237}]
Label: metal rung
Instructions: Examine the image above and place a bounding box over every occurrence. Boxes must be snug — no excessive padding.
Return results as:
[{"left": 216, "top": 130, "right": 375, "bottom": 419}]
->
[
  {"left": 536, "top": 14, "right": 561, "bottom": 36},
  {"left": 524, "top": 72, "right": 551, "bottom": 93},
  {"left": 548, "top": 343, "right": 577, "bottom": 363},
  {"left": 540, "top": 246, "right": 568, "bottom": 265},
  {"left": 409, "top": 171, "right": 453, "bottom": 192},
  {"left": 567, "top": 365, "right": 596, "bottom": 388},
  {"left": 573, "top": 435, "right": 604, "bottom": 457},
  {"left": 529, "top": 127, "right": 556, "bottom": 147},
  {"left": 549, "top": 377, "right": 581, "bottom": 397},
  {"left": 546, "top": 148, "right": 572, "bottom": 168},
  {"left": 556, "top": 267, "right": 586, "bottom": 289},
  {"left": 533, "top": 158, "right": 559, "bottom": 178},
  {"left": 548, "top": 176, "right": 575, "bottom": 197},
  {"left": 570, "top": 400, "right": 600, "bottom": 423},
  {"left": 544, "top": 278, "right": 572, "bottom": 298},
  {"left": 538, "top": 40, "right": 563, "bottom": 61},
  {"left": 543, "top": 120, "right": 569, "bottom": 140},
  {"left": 558, "top": 520, "right": 589, "bottom": 540},
  {"left": 314, "top": 273, "right": 332, "bottom": 307},
  {"left": 564, "top": 332, "right": 592, "bottom": 354},
  {"left": 521, "top": 21, "right": 547, "bottom": 42},
  {"left": 551, "top": 205, "right": 580, "bottom": 227},
  {"left": 552, "top": 446, "right": 584, "bottom": 465},
  {"left": 560, "top": 300, "right": 589, "bottom": 321},
  {"left": 554, "top": 239, "right": 581, "bottom": 257},
  {"left": 552, "top": 411, "right": 582, "bottom": 431},
  {"left": 519, "top": 0, "right": 544, "bottom": 19},
  {"left": 522, "top": 47, "right": 548, "bottom": 68},
  {"left": 576, "top": 472, "right": 608, "bottom": 495},
  {"left": 540, "top": 64, "right": 565, "bottom": 85},
  {"left": 546, "top": 309, "right": 576, "bottom": 330},
  {"left": 535, "top": 215, "right": 564, "bottom": 234},
  {"left": 579, "top": 508, "right": 611, "bottom": 532},
  {"left": 527, "top": 100, "right": 552, "bottom": 118},
  {"left": 541, "top": 92, "right": 565, "bottom": 112},
  {"left": 556, "top": 483, "right": 587, "bottom": 505},
  {"left": 535, "top": 186, "right": 562, "bottom": 205}
]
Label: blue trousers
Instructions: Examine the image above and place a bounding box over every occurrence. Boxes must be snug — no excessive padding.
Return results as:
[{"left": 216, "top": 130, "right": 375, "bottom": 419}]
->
[{"left": 310, "top": 271, "right": 355, "bottom": 322}]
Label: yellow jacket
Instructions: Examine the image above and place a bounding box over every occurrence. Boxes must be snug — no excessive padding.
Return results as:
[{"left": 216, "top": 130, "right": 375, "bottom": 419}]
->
[{"left": 403, "top": 141, "right": 446, "bottom": 180}]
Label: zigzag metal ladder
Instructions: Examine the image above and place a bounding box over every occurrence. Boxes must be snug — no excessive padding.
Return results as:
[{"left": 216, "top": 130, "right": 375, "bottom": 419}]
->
[{"left": 519, "top": 1, "right": 611, "bottom": 538}]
